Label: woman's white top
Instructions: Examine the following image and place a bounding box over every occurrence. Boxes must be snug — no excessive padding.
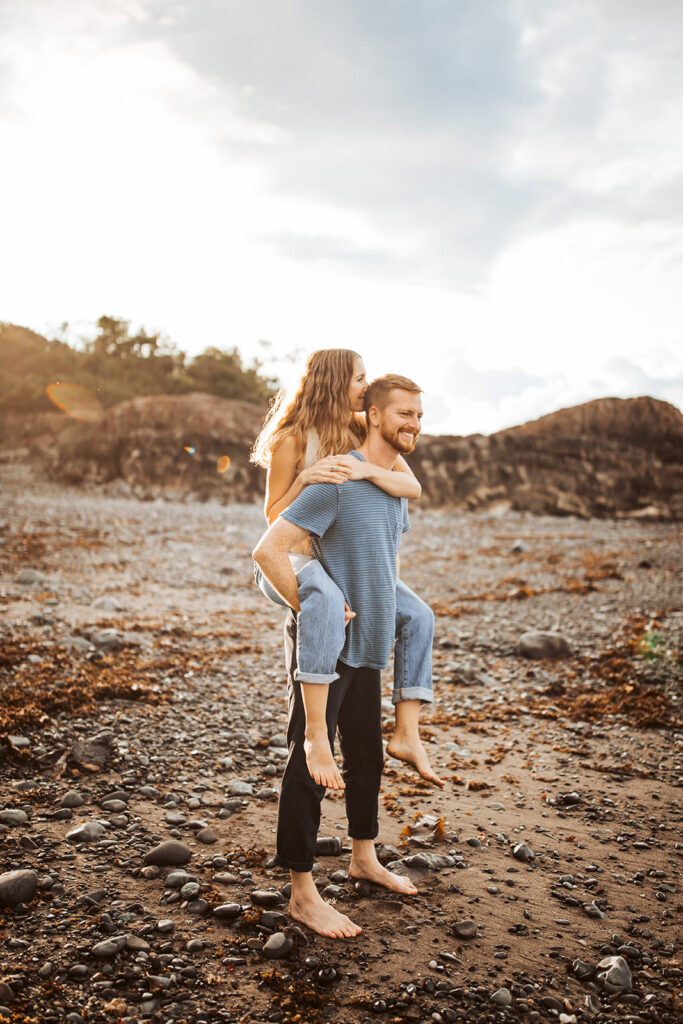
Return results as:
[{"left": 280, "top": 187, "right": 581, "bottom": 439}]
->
[
  {"left": 303, "top": 427, "right": 322, "bottom": 470},
  {"left": 288, "top": 428, "right": 322, "bottom": 571}
]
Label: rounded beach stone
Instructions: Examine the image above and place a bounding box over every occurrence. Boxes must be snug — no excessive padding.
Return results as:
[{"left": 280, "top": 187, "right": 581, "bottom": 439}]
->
[
  {"left": 66, "top": 821, "right": 106, "bottom": 843},
  {"left": 213, "top": 903, "right": 242, "bottom": 920},
  {"left": 15, "top": 569, "right": 47, "bottom": 585},
  {"left": 597, "top": 955, "right": 632, "bottom": 991},
  {"left": 250, "top": 890, "right": 283, "bottom": 907},
  {"left": 0, "top": 810, "right": 28, "bottom": 826},
  {"left": 92, "top": 936, "right": 126, "bottom": 957},
  {"left": 452, "top": 919, "right": 477, "bottom": 939},
  {"left": 59, "top": 790, "right": 85, "bottom": 808},
  {"left": 196, "top": 827, "right": 217, "bottom": 844},
  {"left": 263, "top": 932, "right": 293, "bottom": 959},
  {"left": 227, "top": 780, "right": 253, "bottom": 796},
  {"left": 165, "top": 870, "right": 192, "bottom": 889},
  {"left": 516, "top": 631, "right": 573, "bottom": 659},
  {"left": 0, "top": 869, "right": 39, "bottom": 908},
  {"left": 143, "top": 840, "right": 192, "bottom": 866}
]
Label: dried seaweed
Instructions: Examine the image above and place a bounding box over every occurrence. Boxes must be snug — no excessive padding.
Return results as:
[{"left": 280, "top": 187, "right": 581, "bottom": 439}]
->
[{"left": 0, "top": 638, "right": 171, "bottom": 741}]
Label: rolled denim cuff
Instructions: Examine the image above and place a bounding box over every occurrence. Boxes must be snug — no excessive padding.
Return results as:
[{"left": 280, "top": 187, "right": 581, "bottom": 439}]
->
[
  {"left": 391, "top": 685, "right": 434, "bottom": 705},
  {"left": 293, "top": 669, "right": 339, "bottom": 685}
]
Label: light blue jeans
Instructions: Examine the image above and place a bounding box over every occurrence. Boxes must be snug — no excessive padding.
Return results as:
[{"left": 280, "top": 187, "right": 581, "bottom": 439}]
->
[{"left": 253, "top": 559, "right": 433, "bottom": 703}]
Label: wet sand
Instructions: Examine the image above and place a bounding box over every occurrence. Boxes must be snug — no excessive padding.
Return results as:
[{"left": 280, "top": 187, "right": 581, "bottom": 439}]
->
[{"left": 0, "top": 464, "right": 680, "bottom": 1024}]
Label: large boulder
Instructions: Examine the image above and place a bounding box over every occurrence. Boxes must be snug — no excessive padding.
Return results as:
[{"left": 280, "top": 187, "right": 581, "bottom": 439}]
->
[{"left": 45, "top": 392, "right": 267, "bottom": 503}]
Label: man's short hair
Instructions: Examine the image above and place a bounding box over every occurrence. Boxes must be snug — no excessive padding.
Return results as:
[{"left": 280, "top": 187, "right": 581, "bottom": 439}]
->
[{"left": 364, "top": 374, "right": 422, "bottom": 412}]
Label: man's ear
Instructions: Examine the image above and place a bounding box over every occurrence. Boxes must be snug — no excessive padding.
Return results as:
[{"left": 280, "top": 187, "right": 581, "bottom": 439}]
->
[{"left": 367, "top": 404, "right": 380, "bottom": 427}]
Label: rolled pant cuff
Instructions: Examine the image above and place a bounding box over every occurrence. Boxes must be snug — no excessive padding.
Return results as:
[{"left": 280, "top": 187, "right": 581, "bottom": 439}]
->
[
  {"left": 273, "top": 853, "right": 314, "bottom": 873},
  {"left": 293, "top": 669, "right": 339, "bottom": 684},
  {"left": 347, "top": 827, "right": 379, "bottom": 840},
  {"left": 392, "top": 686, "right": 434, "bottom": 704}
]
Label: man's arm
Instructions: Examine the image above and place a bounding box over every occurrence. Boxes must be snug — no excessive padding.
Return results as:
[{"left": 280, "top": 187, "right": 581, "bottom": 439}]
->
[{"left": 252, "top": 518, "right": 311, "bottom": 612}]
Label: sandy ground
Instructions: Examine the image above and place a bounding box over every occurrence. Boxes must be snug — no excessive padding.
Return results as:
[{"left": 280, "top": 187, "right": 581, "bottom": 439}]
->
[{"left": 0, "top": 464, "right": 681, "bottom": 1024}]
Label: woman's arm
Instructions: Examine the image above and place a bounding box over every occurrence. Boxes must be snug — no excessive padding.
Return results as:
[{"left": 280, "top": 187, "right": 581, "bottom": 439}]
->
[
  {"left": 264, "top": 436, "right": 355, "bottom": 523},
  {"left": 365, "top": 458, "right": 421, "bottom": 499},
  {"left": 335, "top": 453, "right": 422, "bottom": 499},
  {"left": 264, "top": 435, "right": 307, "bottom": 524}
]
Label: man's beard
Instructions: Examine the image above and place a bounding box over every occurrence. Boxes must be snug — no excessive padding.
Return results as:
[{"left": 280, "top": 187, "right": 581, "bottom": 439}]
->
[{"left": 379, "top": 422, "right": 418, "bottom": 453}]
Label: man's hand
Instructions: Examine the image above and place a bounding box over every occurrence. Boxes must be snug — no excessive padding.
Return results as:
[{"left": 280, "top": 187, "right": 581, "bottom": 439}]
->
[{"left": 344, "top": 602, "right": 356, "bottom": 627}]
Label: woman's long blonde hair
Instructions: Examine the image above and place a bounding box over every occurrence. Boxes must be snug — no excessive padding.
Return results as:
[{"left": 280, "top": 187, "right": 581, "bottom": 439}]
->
[{"left": 250, "top": 349, "right": 366, "bottom": 468}]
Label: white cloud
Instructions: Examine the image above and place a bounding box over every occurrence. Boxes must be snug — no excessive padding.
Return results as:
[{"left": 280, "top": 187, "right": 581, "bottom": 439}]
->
[{"left": 0, "top": 0, "right": 681, "bottom": 438}]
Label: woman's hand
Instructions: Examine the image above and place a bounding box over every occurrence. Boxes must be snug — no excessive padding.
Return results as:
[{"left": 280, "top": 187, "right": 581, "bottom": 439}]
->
[
  {"left": 301, "top": 455, "right": 355, "bottom": 485},
  {"left": 327, "top": 453, "right": 369, "bottom": 480}
]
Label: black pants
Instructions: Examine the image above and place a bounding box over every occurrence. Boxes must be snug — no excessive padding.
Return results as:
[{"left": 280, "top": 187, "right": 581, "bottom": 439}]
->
[{"left": 275, "top": 614, "right": 384, "bottom": 872}]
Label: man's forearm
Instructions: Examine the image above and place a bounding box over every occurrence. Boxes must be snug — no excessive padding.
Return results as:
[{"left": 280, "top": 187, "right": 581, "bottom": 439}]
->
[{"left": 253, "top": 543, "right": 301, "bottom": 611}]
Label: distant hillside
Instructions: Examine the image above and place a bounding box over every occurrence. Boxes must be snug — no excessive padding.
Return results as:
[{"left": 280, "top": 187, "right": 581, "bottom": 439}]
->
[
  {"left": 0, "top": 319, "right": 275, "bottom": 412},
  {"left": 3, "top": 389, "right": 681, "bottom": 519}
]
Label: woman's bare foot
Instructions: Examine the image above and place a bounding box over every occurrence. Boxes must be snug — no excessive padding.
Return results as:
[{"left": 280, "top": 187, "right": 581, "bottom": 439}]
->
[
  {"left": 289, "top": 886, "right": 361, "bottom": 938},
  {"left": 304, "top": 732, "right": 345, "bottom": 790},
  {"left": 349, "top": 854, "right": 418, "bottom": 896},
  {"left": 386, "top": 732, "right": 445, "bottom": 787}
]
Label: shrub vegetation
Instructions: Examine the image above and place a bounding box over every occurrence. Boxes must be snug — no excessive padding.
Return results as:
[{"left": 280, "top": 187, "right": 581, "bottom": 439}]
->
[{"left": 0, "top": 317, "right": 275, "bottom": 412}]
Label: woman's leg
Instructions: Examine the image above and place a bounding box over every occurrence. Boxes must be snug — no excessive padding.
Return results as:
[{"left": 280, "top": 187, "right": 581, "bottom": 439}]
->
[
  {"left": 300, "top": 682, "right": 343, "bottom": 790},
  {"left": 387, "top": 581, "right": 445, "bottom": 787},
  {"left": 256, "top": 560, "right": 347, "bottom": 786},
  {"left": 290, "top": 561, "right": 348, "bottom": 790},
  {"left": 254, "top": 560, "right": 346, "bottom": 680}
]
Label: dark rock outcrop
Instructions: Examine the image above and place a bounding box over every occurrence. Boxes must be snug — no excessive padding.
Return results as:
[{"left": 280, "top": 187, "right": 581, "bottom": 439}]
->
[
  {"left": 4, "top": 393, "right": 682, "bottom": 518},
  {"left": 406, "top": 397, "right": 683, "bottom": 519},
  {"left": 29, "top": 392, "right": 266, "bottom": 503}
]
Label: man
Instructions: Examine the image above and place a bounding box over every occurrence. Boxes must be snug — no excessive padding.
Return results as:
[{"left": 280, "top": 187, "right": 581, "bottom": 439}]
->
[{"left": 252, "top": 375, "right": 425, "bottom": 938}]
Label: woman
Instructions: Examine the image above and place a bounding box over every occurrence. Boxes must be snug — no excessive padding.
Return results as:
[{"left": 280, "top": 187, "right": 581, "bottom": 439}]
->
[{"left": 251, "top": 349, "right": 444, "bottom": 790}]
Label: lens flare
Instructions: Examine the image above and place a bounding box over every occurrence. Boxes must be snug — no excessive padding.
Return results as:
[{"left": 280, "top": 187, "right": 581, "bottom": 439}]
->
[
  {"left": 45, "top": 382, "right": 103, "bottom": 422},
  {"left": 216, "top": 455, "right": 231, "bottom": 473},
  {"left": 184, "top": 446, "right": 196, "bottom": 456}
]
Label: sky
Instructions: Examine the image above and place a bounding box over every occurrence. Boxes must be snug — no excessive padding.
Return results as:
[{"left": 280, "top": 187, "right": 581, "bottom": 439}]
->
[{"left": 1, "top": 0, "right": 682, "bottom": 436}]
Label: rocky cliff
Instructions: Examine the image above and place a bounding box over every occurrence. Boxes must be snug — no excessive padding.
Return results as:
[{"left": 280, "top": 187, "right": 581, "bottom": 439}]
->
[
  {"left": 4, "top": 393, "right": 682, "bottom": 518},
  {"left": 406, "top": 397, "right": 683, "bottom": 519},
  {"left": 7, "top": 393, "right": 266, "bottom": 503}
]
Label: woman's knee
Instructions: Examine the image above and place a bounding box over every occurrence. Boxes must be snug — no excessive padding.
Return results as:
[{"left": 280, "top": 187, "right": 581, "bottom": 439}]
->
[
  {"left": 396, "top": 583, "right": 434, "bottom": 631},
  {"left": 298, "top": 561, "right": 346, "bottom": 617},
  {"left": 412, "top": 597, "right": 434, "bottom": 629}
]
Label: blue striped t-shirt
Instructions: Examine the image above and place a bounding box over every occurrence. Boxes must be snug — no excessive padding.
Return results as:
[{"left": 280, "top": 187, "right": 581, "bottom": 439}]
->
[{"left": 280, "top": 452, "right": 409, "bottom": 670}]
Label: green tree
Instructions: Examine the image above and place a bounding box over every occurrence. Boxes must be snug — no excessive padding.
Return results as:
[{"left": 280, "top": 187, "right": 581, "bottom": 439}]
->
[{"left": 185, "top": 346, "right": 275, "bottom": 403}]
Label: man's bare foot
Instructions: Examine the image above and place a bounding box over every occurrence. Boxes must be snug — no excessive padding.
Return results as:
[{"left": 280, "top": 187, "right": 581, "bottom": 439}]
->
[
  {"left": 289, "top": 888, "right": 362, "bottom": 938},
  {"left": 386, "top": 733, "right": 445, "bottom": 787},
  {"left": 349, "top": 857, "right": 418, "bottom": 896},
  {"left": 304, "top": 733, "right": 345, "bottom": 790}
]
